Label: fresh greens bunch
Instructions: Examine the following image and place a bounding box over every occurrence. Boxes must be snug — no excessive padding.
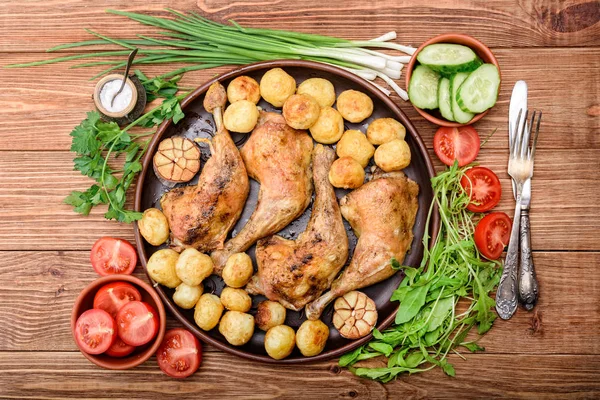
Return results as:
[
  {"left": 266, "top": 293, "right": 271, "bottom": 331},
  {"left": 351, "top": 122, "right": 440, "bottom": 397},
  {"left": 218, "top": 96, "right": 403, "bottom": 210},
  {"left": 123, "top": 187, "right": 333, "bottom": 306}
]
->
[
  {"left": 64, "top": 74, "right": 186, "bottom": 222},
  {"left": 340, "top": 163, "right": 501, "bottom": 382}
]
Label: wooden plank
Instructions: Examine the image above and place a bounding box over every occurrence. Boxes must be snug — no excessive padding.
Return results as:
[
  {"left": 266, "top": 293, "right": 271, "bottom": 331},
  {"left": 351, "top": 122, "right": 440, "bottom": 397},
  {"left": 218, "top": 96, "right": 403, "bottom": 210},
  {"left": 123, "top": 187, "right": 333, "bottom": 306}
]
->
[
  {"left": 0, "top": 351, "right": 598, "bottom": 399},
  {"left": 0, "top": 0, "right": 599, "bottom": 53},
  {"left": 1, "top": 47, "right": 599, "bottom": 151},
  {"left": 1, "top": 251, "right": 598, "bottom": 354}
]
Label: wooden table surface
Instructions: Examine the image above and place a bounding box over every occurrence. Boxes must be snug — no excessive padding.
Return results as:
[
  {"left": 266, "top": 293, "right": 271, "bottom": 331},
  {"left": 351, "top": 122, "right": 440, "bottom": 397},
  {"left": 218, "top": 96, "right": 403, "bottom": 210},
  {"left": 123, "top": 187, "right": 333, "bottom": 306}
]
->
[{"left": 1, "top": 0, "right": 599, "bottom": 398}]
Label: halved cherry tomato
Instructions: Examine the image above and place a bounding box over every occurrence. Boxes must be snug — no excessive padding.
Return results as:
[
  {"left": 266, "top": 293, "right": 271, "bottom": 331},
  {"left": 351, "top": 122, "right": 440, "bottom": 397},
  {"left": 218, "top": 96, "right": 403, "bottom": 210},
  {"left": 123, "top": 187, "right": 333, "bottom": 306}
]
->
[
  {"left": 433, "top": 125, "right": 480, "bottom": 167},
  {"left": 74, "top": 309, "right": 116, "bottom": 355},
  {"left": 105, "top": 336, "right": 136, "bottom": 358},
  {"left": 157, "top": 328, "right": 202, "bottom": 379},
  {"left": 91, "top": 237, "right": 138, "bottom": 276},
  {"left": 116, "top": 301, "right": 159, "bottom": 346},
  {"left": 460, "top": 167, "right": 502, "bottom": 212},
  {"left": 93, "top": 282, "right": 142, "bottom": 318},
  {"left": 475, "top": 212, "right": 512, "bottom": 260}
]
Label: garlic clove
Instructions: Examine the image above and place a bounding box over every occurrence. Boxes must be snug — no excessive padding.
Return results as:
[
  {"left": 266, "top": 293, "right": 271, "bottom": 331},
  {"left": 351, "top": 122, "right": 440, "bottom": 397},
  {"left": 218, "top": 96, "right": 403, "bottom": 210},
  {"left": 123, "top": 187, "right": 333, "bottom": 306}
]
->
[{"left": 332, "top": 290, "right": 378, "bottom": 339}]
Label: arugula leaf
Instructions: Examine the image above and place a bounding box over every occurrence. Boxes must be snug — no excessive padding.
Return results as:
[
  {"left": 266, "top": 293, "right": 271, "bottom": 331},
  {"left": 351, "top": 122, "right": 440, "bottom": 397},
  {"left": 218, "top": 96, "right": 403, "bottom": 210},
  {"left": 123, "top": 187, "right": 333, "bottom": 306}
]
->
[
  {"left": 368, "top": 342, "right": 394, "bottom": 357},
  {"left": 462, "top": 342, "right": 485, "bottom": 352},
  {"left": 395, "top": 283, "right": 430, "bottom": 324},
  {"left": 339, "top": 346, "right": 362, "bottom": 367},
  {"left": 427, "top": 296, "right": 454, "bottom": 332}
]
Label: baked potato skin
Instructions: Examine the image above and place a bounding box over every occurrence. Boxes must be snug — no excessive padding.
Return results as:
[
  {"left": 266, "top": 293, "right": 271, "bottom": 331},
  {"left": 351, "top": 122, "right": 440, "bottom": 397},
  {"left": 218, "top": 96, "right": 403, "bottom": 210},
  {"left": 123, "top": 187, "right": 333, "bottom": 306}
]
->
[
  {"left": 374, "top": 139, "right": 412, "bottom": 172},
  {"left": 223, "top": 253, "right": 254, "bottom": 288},
  {"left": 173, "top": 282, "right": 204, "bottom": 309},
  {"left": 295, "top": 320, "right": 329, "bottom": 357},
  {"left": 336, "top": 90, "right": 374, "bottom": 123},
  {"left": 260, "top": 68, "right": 296, "bottom": 107},
  {"left": 265, "top": 325, "right": 296, "bottom": 360},
  {"left": 219, "top": 311, "right": 255, "bottom": 346},
  {"left": 220, "top": 287, "right": 252, "bottom": 312},
  {"left": 138, "top": 208, "right": 170, "bottom": 246},
  {"left": 223, "top": 100, "right": 259, "bottom": 133},
  {"left": 297, "top": 78, "right": 336, "bottom": 108},
  {"left": 147, "top": 249, "right": 181, "bottom": 288},
  {"left": 328, "top": 157, "right": 365, "bottom": 189},
  {"left": 366, "top": 118, "right": 406, "bottom": 145},
  {"left": 255, "top": 300, "right": 287, "bottom": 331},
  {"left": 227, "top": 76, "right": 261, "bottom": 104},
  {"left": 336, "top": 129, "right": 375, "bottom": 168},
  {"left": 309, "top": 107, "right": 344, "bottom": 144},
  {"left": 282, "top": 94, "right": 320, "bottom": 130},
  {"left": 175, "top": 248, "right": 213, "bottom": 286},
  {"left": 194, "top": 293, "right": 224, "bottom": 331}
]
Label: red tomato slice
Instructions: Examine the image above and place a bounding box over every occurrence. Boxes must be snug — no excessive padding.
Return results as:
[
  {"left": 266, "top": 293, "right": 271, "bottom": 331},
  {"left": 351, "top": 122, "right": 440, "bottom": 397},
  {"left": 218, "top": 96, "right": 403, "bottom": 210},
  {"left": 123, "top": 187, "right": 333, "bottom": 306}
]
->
[
  {"left": 460, "top": 167, "right": 502, "bottom": 212},
  {"left": 74, "top": 309, "right": 116, "bottom": 355},
  {"left": 91, "top": 237, "right": 138, "bottom": 276},
  {"left": 433, "top": 126, "right": 481, "bottom": 167},
  {"left": 93, "top": 282, "right": 142, "bottom": 318},
  {"left": 116, "top": 301, "right": 159, "bottom": 347},
  {"left": 475, "top": 212, "right": 512, "bottom": 260},
  {"left": 105, "top": 336, "right": 136, "bottom": 358},
  {"left": 157, "top": 328, "right": 202, "bottom": 379}
]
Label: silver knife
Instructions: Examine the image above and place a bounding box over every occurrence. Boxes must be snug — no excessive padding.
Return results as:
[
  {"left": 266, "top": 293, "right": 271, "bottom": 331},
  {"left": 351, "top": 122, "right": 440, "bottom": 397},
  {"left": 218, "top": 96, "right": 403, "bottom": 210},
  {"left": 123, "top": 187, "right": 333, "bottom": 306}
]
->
[{"left": 508, "top": 81, "right": 538, "bottom": 310}]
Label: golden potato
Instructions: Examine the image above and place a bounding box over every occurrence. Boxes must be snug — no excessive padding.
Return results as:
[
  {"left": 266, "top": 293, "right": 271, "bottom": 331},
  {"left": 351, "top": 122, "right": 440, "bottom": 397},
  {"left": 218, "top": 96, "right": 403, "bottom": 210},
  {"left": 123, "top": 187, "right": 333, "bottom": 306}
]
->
[
  {"left": 173, "top": 282, "right": 204, "bottom": 309},
  {"left": 309, "top": 107, "right": 344, "bottom": 144},
  {"left": 146, "top": 249, "right": 181, "bottom": 288},
  {"left": 282, "top": 94, "right": 320, "bottom": 130},
  {"left": 336, "top": 90, "right": 374, "bottom": 123},
  {"left": 194, "top": 293, "right": 224, "bottom": 331},
  {"left": 295, "top": 320, "right": 329, "bottom": 357},
  {"left": 259, "top": 68, "right": 296, "bottom": 107},
  {"left": 366, "top": 118, "right": 406, "bottom": 145},
  {"left": 220, "top": 287, "right": 252, "bottom": 312},
  {"left": 297, "top": 78, "right": 336, "bottom": 108},
  {"left": 255, "top": 300, "right": 287, "bottom": 331},
  {"left": 374, "top": 139, "right": 411, "bottom": 172},
  {"left": 218, "top": 311, "right": 255, "bottom": 346},
  {"left": 328, "top": 157, "right": 365, "bottom": 189},
  {"left": 265, "top": 325, "right": 296, "bottom": 360},
  {"left": 138, "top": 208, "right": 169, "bottom": 246},
  {"left": 222, "top": 253, "right": 254, "bottom": 288},
  {"left": 175, "top": 248, "right": 213, "bottom": 286},
  {"left": 336, "top": 129, "right": 375, "bottom": 168},
  {"left": 227, "top": 75, "right": 261, "bottom": 104},
  {"left": 223, "top": 100, "right": 259, "bottom": 133}
]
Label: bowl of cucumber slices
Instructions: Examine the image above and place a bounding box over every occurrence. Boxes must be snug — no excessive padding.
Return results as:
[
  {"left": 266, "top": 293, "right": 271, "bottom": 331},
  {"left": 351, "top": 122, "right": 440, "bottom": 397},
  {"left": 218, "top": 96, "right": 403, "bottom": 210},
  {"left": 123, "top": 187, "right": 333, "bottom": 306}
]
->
[{"left": 406, "top": 33, "right": 501, "bottom": 127}]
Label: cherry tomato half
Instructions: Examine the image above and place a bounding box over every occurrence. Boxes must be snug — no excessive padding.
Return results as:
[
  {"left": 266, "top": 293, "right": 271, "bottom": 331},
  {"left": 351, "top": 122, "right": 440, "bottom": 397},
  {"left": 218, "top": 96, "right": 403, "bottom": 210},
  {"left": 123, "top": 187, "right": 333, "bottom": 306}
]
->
[
  {"left": 93, "top": 282, "right": 142, "bottom": 319},
  {"left": 157, "top": 328, "right": 202, "bottom": 379},
  {"left": 460, "top": 167, "right": 502, "bottom": 212},
  {"left": 74, "top": 309, "right": 117, "bottom": 355},
  {"left": 116, "top": 301, "right": 159, "bottom": 347},
  {"left": 105, "top": 336, "right": 136, "bottom": 358},
  {"left": 475, "top": 212, "right": 512, "bottom": 260},
  {"left": 90, "top": 237, "right": 138, "bottom": 276},
  {"left": 433, "top": 126, "right": 480, "bottom": 167}
]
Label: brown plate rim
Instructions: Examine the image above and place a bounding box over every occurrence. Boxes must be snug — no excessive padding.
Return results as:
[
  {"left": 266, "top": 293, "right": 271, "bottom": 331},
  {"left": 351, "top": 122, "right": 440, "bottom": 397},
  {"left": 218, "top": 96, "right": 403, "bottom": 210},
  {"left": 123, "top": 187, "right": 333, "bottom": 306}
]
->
[{"left": 133, "top": 59, "right": 439, "bottom": 364}]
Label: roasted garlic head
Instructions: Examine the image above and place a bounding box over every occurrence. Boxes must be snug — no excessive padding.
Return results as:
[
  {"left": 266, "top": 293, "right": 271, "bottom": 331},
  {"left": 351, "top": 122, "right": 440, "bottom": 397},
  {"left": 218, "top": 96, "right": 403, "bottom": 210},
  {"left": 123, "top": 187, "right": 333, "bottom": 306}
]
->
[
  {"left": 153, "top": 137, "right": 201, "bottom": 183},
  {"left": 332, "top": 291, "right": 377, "bottom": 339}
]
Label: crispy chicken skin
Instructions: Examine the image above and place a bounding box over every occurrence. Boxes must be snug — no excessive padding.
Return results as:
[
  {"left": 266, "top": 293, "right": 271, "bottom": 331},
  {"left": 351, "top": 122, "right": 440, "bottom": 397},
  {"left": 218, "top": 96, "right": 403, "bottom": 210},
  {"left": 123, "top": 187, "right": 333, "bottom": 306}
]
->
[
  {"left": 211, "top": 112, "right": 314, "bottom": 274},
  {"left": 160, "top": 82, "right": 249, "bottom": 252},
  {"left": 305, "top": 170, "right": 419, "bottom": 320},
  {"left": 247, "top": 145, "right": 349, "bottom": 311}
]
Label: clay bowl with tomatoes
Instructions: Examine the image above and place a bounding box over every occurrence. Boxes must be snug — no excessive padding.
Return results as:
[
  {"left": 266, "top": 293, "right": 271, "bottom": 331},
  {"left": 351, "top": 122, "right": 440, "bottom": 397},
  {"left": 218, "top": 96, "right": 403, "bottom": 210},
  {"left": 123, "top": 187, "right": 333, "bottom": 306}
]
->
[{"left": 71, "top": 274, "right": 166, "bottom": 370}]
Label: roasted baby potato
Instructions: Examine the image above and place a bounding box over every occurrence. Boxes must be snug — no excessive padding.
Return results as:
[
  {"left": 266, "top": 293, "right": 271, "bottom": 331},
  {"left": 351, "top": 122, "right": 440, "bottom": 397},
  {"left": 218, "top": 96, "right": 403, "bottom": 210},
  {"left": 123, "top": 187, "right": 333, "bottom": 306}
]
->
[
  {"left": 336, "top": 129, "right": 375, "bottom": 168},
  {"left": 175, "top": 248, "right": 214, "bottom": 286},
  {"left": 336, "top": 89, "right": 374, "bottom": 123},
  {"left": 260, "top": 68, "right": 296, "bottom": 107},
  {"left": 366, "top": 118, "right": 406, "bottom": 145},
  {"left": 328, "top": 156, "right": 365, "bottom": 189},
  {"left": 147, "top": 249, "right": 181, "bottom": 288},
  {"left": 227, "top": 75, "right": 261, "bottom": 104},
  {"left": 223, "top": 100, "right": 259, "bottom": 133},
  {"left": 309, "top": 106, "right": 344, "bottom": 144},
  {"left": 220, "top": 287, "right": 252, "bottom": 312},
  {"left": 138, "top": 208, "right": 170, "bottom": 246},
  {"left": 255, "top": 300, "right": 287, "bottom": 331},
  {"left": 264, "top": 325, "right": 296, "bottom": 360},
  {"left": 173, "top": 282, "right": 204, "bottom": 309},
  {"left": 282, "top": 94, "right": 320, "bottom": 130},
  {"left": 222, "top": 253, "right": 254, "bottom": 288},
  {"left": 297, "top": 78, "right": 336, "bottom": 108},
  {"left": 374, "top": 139, "right": 411, "bottom": 172},
  {"left": 219, "top": 311, "right": 255, "bottom": 346},
  {"left": 295, "top": 319, "right": 329, "bottom": 357},
  {"left": 194, "top": 293, "right": 224, "bottom": 331}
]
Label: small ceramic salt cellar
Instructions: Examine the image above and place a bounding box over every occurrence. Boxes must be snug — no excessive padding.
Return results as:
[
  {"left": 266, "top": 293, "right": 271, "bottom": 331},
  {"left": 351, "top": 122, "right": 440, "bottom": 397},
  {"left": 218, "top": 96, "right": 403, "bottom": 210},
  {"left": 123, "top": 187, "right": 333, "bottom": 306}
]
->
[{"left": 93, "top": 73, "right": 146, "bottom": 126}]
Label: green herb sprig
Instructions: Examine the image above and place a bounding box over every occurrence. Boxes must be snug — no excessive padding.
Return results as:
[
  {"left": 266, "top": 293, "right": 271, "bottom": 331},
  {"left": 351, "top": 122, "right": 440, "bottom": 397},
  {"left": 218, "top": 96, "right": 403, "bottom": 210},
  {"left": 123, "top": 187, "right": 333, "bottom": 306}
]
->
[{"left": 339, "top": 163, "right": 501, "bottom": 382}]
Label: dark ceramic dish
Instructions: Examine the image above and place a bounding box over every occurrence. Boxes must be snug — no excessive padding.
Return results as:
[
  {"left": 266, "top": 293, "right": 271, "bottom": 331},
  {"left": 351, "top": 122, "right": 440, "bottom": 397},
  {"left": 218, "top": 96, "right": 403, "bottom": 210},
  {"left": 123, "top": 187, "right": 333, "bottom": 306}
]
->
[{"left": 134, "top": 60, "right": 439, "bottom": 363}]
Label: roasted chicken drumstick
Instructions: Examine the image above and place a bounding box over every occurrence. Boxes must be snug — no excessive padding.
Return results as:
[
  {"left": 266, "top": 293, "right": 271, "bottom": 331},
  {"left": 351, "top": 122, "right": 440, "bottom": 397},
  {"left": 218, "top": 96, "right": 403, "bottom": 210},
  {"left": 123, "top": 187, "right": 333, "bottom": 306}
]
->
[{"left": 160, "top": 82, "right": 249, "bottom": 252}]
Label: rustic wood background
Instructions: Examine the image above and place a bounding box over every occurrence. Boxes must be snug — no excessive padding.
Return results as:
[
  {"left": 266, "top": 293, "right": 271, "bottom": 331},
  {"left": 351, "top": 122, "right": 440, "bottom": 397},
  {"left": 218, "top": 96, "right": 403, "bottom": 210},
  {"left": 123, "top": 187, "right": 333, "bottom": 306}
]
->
[{"left": 0, "top": 0, "right": 599, "bottom": 398}]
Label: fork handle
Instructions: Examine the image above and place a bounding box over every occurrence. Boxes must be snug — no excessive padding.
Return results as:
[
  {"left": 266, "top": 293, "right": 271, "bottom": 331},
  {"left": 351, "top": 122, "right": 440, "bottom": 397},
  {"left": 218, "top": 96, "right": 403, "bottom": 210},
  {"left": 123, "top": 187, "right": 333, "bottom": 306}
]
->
[
  {"left": 496, "top": 197, "right": 522, "bottom": 320},
  {"left": 518, "top": 209, "right": 538, "bottom": 310}
]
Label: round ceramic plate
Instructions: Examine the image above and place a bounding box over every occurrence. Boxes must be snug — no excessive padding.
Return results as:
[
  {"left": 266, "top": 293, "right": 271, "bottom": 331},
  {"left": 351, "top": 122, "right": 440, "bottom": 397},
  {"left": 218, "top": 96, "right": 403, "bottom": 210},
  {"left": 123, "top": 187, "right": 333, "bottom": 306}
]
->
[{"left": 134, "top": 60, "right": 438, "bottom": 363}]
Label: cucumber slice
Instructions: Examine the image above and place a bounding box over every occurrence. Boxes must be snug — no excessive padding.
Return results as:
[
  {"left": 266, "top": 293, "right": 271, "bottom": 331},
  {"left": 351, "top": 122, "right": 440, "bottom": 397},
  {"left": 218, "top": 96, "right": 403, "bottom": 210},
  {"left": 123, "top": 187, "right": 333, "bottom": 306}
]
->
[
  {"left": 457, "top": 64, "right": 500, "bottom": 113},
  {"left": 438, "top": 77, "right": 454, "bottom": 121},
  {"left": 408, "top": 65, "right": 441, "bottom": 110},
  {"left": 417, "top": 44, "right": 482, "bottom": 76},
  {"left": 450, "top": 73, "right": 474, "bottom": 124}
]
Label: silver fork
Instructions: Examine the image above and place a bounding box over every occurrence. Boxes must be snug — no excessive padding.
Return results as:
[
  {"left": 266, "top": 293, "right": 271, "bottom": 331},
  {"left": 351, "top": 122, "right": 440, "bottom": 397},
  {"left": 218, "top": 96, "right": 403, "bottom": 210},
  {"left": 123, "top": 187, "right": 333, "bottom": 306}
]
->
[{"left": 496, "top": 109, "right": 542, "bottom": 320}]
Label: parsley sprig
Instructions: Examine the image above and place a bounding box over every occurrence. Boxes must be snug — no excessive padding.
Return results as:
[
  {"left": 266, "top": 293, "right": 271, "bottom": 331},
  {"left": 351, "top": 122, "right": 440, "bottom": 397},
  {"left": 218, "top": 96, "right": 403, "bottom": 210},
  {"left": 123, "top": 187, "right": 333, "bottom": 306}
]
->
[{"left": 64, "top": 73, "right": 186, "bottom": 222}]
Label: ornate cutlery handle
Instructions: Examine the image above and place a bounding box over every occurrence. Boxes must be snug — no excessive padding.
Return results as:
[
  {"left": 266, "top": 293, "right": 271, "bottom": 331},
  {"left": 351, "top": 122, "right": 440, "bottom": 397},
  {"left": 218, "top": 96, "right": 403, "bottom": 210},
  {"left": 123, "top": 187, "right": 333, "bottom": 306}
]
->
[
  {"left": 496, "top": 198, "right": 522, "bottom": 320},
  {"left": 518, "top": 210, "right": 538, "bottom": 310}
]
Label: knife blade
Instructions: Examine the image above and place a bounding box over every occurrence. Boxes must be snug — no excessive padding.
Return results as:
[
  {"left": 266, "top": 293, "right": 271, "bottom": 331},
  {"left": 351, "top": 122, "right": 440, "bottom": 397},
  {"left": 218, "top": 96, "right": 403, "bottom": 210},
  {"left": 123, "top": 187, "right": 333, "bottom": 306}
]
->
[{"left": 509, "top": 81, "right": 529, "bottom": 206}]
